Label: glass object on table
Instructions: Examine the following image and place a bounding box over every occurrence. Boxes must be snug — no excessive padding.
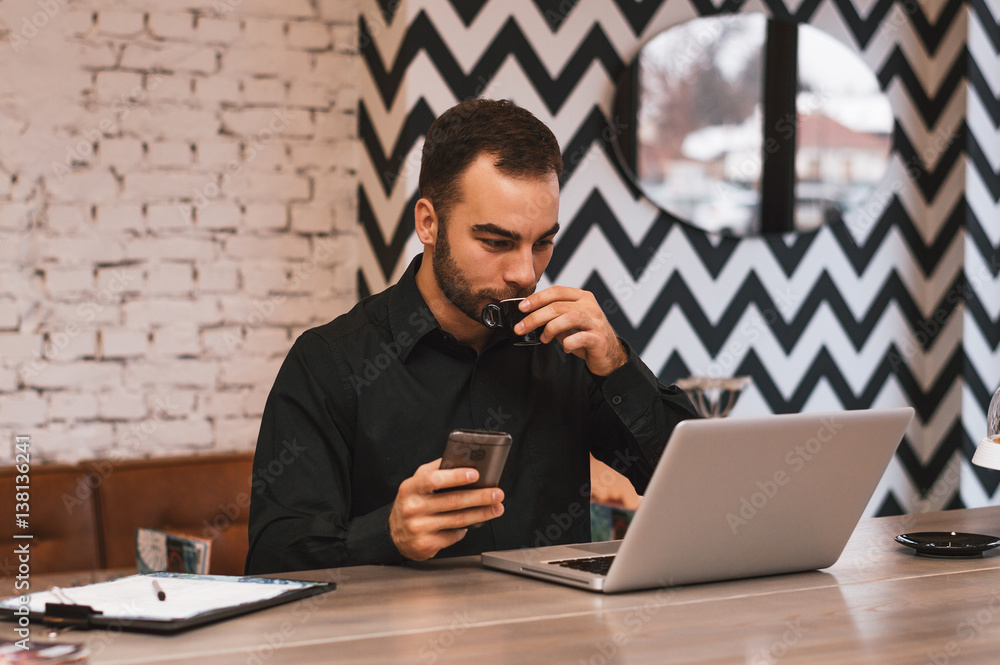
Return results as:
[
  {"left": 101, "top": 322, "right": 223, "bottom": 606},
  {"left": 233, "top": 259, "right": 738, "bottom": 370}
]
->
[
  {"left": 674, "top": 376, "right": 751, "bottom": 418},
  {"left": 971, "top": 384, "right": 1000, "bottom": 471},
  {"left": 897, "top": 384, "right": 1000, "bottom": 554}
]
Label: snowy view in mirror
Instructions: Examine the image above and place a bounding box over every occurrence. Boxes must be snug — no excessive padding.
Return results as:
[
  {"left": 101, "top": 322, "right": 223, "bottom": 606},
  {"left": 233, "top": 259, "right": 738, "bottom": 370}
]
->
[{"left": 632, "top": 15, "right": 893, "bottom": 235}]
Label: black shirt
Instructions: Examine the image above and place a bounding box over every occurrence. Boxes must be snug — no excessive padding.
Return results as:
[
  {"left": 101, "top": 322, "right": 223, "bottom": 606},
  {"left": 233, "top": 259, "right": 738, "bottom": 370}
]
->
[{"left": 245, "top": 254, "right": 698, "bottom": 574}]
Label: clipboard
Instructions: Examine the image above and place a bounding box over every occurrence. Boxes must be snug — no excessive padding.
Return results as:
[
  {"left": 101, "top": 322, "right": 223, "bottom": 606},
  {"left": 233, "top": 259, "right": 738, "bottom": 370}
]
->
[{"left": 0, "top": 573, "right": 335, "bottom": 634}]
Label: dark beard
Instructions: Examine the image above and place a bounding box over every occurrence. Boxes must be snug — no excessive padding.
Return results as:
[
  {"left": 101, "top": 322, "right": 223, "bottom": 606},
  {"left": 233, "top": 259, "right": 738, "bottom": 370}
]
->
[{"left": 432, "top": 226, "right": 532, "bottom": 324}]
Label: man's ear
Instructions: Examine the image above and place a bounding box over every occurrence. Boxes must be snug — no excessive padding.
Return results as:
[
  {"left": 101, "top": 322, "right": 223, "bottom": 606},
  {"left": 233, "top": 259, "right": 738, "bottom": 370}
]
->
[{"left": 414, "top": 198, "right": 438, "bottom": 247}]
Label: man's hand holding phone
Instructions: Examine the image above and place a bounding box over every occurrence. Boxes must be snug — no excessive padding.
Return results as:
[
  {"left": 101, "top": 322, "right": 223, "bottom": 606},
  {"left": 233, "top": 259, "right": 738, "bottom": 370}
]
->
[{"left": 388, "top": 429, "right": 511, "bottom": 561}]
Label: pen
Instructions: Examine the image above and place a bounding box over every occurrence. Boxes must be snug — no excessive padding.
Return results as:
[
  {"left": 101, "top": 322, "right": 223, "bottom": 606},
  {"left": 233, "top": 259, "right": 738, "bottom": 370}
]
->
[{"left": 152, "top": 579, "right": 166, "bottom": 601}]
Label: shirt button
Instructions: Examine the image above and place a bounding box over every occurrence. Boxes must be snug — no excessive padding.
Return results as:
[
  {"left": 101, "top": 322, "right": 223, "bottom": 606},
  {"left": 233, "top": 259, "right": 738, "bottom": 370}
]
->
[{"left": 612, "top": 395, "right": 622, "bottom": 405}]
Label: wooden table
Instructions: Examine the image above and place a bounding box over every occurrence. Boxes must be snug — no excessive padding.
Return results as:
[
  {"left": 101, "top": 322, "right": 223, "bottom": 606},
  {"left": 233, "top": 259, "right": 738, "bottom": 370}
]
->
[{"left": 5, "top": 507, "right": 1000, "bottom": 664}]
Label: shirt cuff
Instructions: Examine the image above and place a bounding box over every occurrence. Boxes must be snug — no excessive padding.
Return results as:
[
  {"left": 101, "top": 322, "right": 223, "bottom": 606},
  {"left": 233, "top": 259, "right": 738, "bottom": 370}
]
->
[
  {"left": 345, "top": 503, "right": 407, "bottom": 565},
  {"left": 599, "top": 339, "right": 690, "bottom": 423}
]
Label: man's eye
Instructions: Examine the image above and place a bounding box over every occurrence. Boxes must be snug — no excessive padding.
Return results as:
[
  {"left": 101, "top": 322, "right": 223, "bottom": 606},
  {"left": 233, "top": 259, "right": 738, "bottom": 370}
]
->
[
  {"left": 534, "top": 239, "right": 554, "bottom": 250},
  {"left": 482, "top": 239, "right": 509, "bottom": 249}
]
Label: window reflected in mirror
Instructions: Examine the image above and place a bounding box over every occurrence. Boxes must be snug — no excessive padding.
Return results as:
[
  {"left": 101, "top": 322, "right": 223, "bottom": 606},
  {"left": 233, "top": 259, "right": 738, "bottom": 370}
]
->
[{"left": 617, "top": 14, "right": 892, "bottom": 235}]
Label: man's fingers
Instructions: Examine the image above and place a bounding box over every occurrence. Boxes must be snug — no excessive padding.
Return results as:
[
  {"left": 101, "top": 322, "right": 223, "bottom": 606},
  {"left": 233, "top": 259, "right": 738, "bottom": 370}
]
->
[
  {"left": 433, "top": 501, "right": 505, "bottom": 531},
  {"left": 396, "top": 484, "right": 503, "bottom": 527},
  {"left": 520, "top": 285, "right": 578, "bottom": 310},
  {"left": 516, "top": 293, "right": 604, "bottom": 339},
  {"left": 431, "top": 467, "right": 479, "bottom": 492},
  {"left": 515, "top": 302, "right": 568, "bottom": 338},
  {"left": 534, "top": 311, "right": 591, "bottom": 343},
  {"left": 557, "top": 329, "right": 599, "bottom": 355},
  {"left": 397, "top": 499, "right": 504, "bottom": 560},
  {"left": 432, "top": 487, "right": 504, "bottom": 512},
  {"left": 410, "top": 499, "right": 504, "bottom": 533},
  {"left": 391, "top": 461, "right": 505, "bottom": 561},
  {"left": 413, "top": 459, "right": 479, "bottom": 493}
]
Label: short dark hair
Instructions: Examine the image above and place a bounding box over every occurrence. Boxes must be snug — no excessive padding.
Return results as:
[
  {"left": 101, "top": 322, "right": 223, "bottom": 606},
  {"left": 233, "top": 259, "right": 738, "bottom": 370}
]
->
[{"left": 418, "top": 98, "right": 563, "bottom": 223}]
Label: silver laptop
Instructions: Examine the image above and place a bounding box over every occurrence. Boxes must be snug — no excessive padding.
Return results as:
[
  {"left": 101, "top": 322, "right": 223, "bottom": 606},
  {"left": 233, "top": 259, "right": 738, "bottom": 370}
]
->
[{"left": 482, "top": 407, "right": 913, "bottom": 593}]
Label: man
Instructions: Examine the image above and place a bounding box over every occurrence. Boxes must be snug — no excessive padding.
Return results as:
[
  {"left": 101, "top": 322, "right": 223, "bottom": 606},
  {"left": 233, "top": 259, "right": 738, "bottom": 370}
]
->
[{"left": 245, "top": 99, "right": 697, "bottom": 574}]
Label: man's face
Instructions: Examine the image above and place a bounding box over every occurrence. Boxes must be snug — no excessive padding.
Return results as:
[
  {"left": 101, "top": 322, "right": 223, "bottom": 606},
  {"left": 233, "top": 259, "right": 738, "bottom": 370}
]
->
[{"left": 430, "top": 155, "right": 560, "bottom": 324}]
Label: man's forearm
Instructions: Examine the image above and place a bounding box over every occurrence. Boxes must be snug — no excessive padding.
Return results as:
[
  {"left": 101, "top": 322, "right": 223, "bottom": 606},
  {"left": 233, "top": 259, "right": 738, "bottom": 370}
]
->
[{"left": 246, "top": 503, "right": 404, "bottom": 574}]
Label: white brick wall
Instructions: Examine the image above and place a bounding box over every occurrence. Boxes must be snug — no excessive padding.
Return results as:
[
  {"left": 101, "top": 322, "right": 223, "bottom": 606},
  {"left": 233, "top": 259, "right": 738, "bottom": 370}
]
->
[{"left": 0, "top": 0, "right": 360, "bottom": 462}]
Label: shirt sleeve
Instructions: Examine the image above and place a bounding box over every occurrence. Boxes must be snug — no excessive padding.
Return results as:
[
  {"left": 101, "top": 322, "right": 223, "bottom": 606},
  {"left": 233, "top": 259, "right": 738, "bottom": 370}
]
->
[
  {"left": 586, "top": 339, "right": 700, "bottom": 494},
  {"left": 245, "top": 332, "right": 405, "bottom": 574}
]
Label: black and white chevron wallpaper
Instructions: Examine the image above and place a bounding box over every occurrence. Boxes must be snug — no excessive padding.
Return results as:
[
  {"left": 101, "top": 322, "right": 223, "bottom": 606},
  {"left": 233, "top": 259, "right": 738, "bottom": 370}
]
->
[{"left": 357, "top": 0, "right": 1000, "bottom": 515}]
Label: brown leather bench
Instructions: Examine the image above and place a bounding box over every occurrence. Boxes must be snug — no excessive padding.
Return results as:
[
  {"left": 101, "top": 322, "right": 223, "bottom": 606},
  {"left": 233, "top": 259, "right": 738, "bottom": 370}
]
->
[
  {"left": 0, "top": 462, "right": 103, "bottom": 576},
  {"left": 0, "top": 452, "right": 253, "bottom": 577}
]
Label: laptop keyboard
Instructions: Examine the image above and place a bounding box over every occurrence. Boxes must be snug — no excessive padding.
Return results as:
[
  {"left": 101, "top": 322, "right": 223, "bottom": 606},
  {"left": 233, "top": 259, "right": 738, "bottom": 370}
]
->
[{"left": 549, "top": 555, "right": 616, "bottom": 575}]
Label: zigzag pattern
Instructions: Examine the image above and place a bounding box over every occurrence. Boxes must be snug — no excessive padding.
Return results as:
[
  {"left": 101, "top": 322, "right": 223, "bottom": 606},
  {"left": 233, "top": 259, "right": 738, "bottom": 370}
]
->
[
  {"left": 358, "top": 98, "right": 435, "bottom": 199},
  {"left": 611, "top": 0, "right": 674, "bottom": 35},
  {"left": 572, "top": 263, "right": 961, "bottom": 369},
  {"left": 961, "top": 0, "right": 1000, "bottom": 505},
  {"left": 904, "top": 0, "right": 967, "bottom": 56},
  {"left": 827, "top": 197, "right": 964, "bottom": 276},
  {"left": 971, "top": 0, "right": 1000, "bottom": 52},
  {"left": 878, "top": 48, "right": 967, "bottom": 130},
  {"left": 968, "top": 130, "right": 1000, "bottom": 201},
  {"left": 964, "top": 273, "right": 1000, "bottom": 351},
  {"left": 828, "top": 0, "right": 895, "bottom": 48},
  {"left": 362, "top": 12, "right": 624, "bottom": 113},
  {"left": 554, "top": 170, "right": 967, "bottom": 281},
  {"left": 357, "top": 0, "right": 991, "bottom": 511},
  {"left": 892, "top": 120, "right": 966, "bottom": 203}
]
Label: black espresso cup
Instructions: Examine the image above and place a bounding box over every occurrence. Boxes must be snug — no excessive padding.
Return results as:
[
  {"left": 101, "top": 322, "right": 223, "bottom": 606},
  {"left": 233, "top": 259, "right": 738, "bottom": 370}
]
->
[{"left": 481, "top": 298, "right": 541, "bottom": 346}]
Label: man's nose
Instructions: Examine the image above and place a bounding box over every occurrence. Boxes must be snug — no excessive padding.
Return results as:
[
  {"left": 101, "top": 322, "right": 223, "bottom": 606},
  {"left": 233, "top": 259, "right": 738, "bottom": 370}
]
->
[{"left": 504, "top": 247, "right": 536, "bottom": 288}]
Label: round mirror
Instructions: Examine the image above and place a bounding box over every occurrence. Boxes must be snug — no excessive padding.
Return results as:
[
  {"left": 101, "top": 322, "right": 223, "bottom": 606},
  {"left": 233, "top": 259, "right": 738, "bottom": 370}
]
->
[{"left": 612, "top": 14, "right": 893, "bottom": 235}]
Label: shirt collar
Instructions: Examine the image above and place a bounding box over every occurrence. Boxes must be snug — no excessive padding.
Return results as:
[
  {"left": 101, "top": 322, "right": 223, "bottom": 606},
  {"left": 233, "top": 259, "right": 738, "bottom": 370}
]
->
[{"left": 388, "top": 253, "right": 443, "bottom": 362}]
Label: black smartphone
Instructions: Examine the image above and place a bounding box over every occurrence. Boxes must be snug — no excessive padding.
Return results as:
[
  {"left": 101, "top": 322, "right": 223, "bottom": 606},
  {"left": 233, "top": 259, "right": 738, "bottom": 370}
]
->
[{"left": 439, "top": 428, "right": 512, "bottom": 489}]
